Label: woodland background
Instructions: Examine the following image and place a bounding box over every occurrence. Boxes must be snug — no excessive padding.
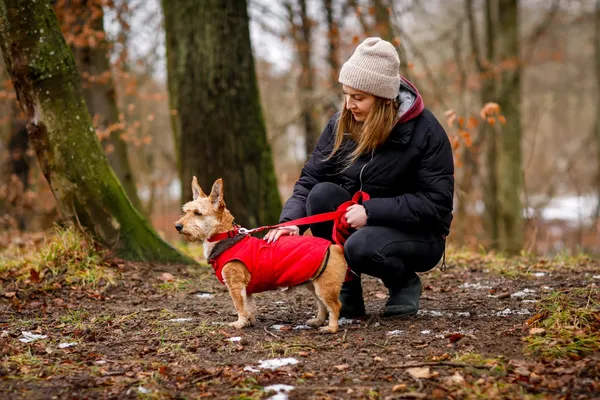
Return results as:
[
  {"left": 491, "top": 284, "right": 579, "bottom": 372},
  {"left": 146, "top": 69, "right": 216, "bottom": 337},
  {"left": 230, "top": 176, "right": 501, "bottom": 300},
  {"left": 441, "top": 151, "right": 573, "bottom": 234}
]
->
[{"left": 1, "top": 0, "right": 598, "bottom": 259}]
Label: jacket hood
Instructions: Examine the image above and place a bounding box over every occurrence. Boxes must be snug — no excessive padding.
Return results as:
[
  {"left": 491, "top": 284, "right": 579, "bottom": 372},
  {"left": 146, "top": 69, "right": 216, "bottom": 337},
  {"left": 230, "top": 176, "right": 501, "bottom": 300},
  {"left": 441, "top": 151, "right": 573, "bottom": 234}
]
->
[{"left": 395, "top": 77, "right": 424, "bottom": 124}]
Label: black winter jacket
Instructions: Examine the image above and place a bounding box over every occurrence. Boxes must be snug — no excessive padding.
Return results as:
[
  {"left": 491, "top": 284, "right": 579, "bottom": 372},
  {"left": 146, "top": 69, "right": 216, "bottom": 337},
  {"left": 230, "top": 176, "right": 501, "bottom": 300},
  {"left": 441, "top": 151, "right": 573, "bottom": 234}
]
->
[{"left": 280, "top": 84, "right": 455, "bottom": 236}]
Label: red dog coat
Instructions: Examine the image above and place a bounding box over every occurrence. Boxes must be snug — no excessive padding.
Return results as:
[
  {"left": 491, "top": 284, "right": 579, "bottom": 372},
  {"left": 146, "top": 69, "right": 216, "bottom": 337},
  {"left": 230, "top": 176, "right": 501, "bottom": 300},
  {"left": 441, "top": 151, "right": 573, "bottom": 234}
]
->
[{"left": 208, "top": 235, "right": 331, "bottom": 294}]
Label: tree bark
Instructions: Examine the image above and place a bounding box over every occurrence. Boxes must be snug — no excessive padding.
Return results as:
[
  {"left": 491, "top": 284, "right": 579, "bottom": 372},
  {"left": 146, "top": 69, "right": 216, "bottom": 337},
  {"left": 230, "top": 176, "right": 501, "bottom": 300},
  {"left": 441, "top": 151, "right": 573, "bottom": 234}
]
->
[
  {"left": 0, "top": 0, "right": 191, "bottom": 263},
  {"left": 56, "top": 0, "right": 144, "bottom": 213},
  {"left": 162, "top": 0, "right": 281, "bottom": 229},
  {"left": 496, "top": 0, "right": 523, "bottom": 254},
  {"left": 324, "top": 0, "right": 340, "bottom": 89},
  {"left": 596, "top": 0, "right": 600, "bottom": 220}
]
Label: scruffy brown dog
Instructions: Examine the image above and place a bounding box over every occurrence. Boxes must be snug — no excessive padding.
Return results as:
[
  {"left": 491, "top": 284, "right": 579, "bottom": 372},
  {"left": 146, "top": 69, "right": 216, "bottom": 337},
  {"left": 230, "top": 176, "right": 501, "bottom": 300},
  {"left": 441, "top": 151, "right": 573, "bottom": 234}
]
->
[{"left": 174, "top": 177, "right": 348, "bottom": 333}]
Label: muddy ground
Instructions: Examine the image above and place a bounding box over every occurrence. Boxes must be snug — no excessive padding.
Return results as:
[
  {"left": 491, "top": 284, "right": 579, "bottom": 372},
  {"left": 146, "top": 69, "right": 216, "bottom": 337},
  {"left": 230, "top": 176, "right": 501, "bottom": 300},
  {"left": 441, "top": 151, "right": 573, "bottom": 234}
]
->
[{"left": 1, "top": 251, "right": 599, "bottom": 399}]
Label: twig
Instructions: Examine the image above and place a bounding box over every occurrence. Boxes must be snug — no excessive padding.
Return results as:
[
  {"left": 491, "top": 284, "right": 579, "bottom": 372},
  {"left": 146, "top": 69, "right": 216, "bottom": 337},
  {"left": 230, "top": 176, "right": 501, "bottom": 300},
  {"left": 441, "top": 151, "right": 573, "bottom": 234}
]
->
[
  {"left": 341, "top": 329, "right": 347, "bottom": 343},
  {"left": 408, "top": 374, "right": 424, "bottom": 392},
  {"left": 391, "top": 361, "right": 489, "bottom": 369},
  {"left": 288, "top": 343, "right": 333, "bottom": 351},
  {"left": 364, "top": 315, "right": 375, "bottom": 328},
  {"left": 191, "top": 369, "right": 223, "bottom": 384},
  {"left": 264, "top": 326, "right": 280, "bottom": 340}
]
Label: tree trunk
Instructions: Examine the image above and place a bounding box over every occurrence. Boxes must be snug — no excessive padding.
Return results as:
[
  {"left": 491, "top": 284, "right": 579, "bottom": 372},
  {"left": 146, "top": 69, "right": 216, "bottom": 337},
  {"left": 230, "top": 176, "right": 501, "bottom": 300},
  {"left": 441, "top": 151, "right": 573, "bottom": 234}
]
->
[
  {"left": 162, "top": 0, "right": 281, "bottom": 229},
  {"left": 56, "top": 0, "right": 144, "bottom": 213},
  {"left": 0, "top": 0, "right": 192, "bottom": 263},
  {"left": 324, "top": 0, "right": 340, "bottom": 89},
  {"left": 162, "top": 0, "right": 182, "bottom": 184},
  {"left": 496, "top": 0, "right": 523, "bottom": 254},
  {"left": 372, "top": 0, "right": 411, "bottom": 79},
  {"left": 596, "top": 0, "right": 600, "bottom": 220}
]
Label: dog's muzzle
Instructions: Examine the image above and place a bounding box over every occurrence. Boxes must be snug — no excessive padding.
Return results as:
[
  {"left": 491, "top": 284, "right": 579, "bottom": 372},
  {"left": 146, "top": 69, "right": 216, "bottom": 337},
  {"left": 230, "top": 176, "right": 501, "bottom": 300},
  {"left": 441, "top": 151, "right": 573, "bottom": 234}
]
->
[{"left": 175, "top": 223, "right": 184, "bottom": 232}]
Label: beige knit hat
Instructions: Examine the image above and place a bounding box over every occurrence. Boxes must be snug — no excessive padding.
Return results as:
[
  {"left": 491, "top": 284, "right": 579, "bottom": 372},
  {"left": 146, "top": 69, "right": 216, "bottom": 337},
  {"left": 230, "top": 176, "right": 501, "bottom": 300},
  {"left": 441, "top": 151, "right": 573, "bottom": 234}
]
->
[{"left": 338, "top": 37, "right": 401, "bottom": 99}]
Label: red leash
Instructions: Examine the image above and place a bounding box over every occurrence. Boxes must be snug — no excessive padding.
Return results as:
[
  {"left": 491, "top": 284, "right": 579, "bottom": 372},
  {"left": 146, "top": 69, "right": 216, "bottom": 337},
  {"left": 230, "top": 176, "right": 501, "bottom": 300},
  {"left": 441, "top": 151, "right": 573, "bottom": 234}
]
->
[{"left": 208, "top": 191, "right": 370, "bottom": 245}]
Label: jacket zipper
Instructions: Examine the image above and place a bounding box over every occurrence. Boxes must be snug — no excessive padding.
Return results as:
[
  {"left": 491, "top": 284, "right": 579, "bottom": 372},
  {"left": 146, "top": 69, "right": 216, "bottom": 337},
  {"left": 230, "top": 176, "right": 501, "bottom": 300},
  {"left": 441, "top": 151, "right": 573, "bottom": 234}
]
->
[{"left": 359, "top": 150, "right": 375, "bottom": 192}]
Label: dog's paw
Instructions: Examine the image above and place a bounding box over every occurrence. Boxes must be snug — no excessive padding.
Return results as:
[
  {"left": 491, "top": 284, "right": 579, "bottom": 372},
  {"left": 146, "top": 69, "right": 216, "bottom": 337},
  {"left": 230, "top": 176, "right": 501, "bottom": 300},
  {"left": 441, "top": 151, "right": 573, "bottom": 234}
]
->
[
  {"left": 319, "top": 325, "right": 338, "bottom": 334},
  {"left": 306, "top": 318, "right": 325, "bottom": 327},
  {"left": 229, "top": 320, "right": 250, "bottom": 329}
]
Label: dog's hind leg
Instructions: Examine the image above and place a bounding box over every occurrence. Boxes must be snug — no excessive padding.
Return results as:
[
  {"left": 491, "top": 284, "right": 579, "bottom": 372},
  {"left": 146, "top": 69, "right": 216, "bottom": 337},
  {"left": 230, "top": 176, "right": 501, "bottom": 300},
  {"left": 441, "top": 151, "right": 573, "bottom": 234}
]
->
[
  {"left": 304, "top": 283, "right": 327, "bottom": 327},
  {"left": 221, "top": 262, "right": 253, "bottom": 329},
  {"left": 246, "top": 294, "right": 256, "bottom": 324},
  {"left": 312, "top": 245, "right": 346, "bottom": 333}
]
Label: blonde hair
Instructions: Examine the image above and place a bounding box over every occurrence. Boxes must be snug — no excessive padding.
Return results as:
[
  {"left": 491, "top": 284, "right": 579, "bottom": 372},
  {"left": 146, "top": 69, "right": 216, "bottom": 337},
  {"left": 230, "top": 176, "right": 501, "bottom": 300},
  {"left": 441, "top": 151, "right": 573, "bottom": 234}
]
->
[{"left": 330, "top": 96, "right": 398, "bottom": 166}]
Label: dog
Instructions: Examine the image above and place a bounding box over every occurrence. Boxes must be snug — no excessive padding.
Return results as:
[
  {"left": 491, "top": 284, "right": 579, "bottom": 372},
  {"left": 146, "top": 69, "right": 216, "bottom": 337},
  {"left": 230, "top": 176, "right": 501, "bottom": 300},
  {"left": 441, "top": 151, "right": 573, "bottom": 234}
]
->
[{"left": 174, "top": 177, "right": 348, "bottom": 333}]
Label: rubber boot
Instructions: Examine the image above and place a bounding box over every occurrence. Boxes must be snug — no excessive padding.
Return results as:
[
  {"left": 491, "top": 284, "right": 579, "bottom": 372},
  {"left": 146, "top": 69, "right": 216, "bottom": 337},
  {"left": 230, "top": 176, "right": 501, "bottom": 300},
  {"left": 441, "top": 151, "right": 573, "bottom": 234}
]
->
[
  {"left": 382, "top": 271, "right": 422, "bottom": 317},
  {"left": 339, "top": 275, "right": 366, "bottom": 318}
]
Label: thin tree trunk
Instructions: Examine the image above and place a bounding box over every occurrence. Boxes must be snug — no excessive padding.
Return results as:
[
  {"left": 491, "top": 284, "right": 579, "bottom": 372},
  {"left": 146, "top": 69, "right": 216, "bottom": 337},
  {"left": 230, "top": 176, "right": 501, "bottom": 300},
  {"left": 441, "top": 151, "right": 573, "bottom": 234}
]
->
[
  {"left": 372, "top": 0, "right": 410, "bottom": 79},
  {"left": 162, "top": 0, "right": 182, "bottom": 184},
  {"left": 324, "top": 0, "right": 340, "bottom": 89},
  {"left": 0, "top": 0, "right": 191, "bottom": 263},
  {"left": 496, "top": 0, "right": 522, "bottom": 254},
  {"left": 162, "top": 0, "right": 281, "bottom": 229},
  {"left": 596, "top": 0, "right": 600, "bottom": 220}
]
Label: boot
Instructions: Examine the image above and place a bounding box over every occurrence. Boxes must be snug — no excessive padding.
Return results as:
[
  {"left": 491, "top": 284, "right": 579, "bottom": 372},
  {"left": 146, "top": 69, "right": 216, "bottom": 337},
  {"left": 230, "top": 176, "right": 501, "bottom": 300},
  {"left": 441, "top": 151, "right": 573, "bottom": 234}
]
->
[
  {"left": 339, "top": 275, "right": 365, "bottom": 318},
  {"left": 382, "top": 271, "right": 422, "bottom": 317}
]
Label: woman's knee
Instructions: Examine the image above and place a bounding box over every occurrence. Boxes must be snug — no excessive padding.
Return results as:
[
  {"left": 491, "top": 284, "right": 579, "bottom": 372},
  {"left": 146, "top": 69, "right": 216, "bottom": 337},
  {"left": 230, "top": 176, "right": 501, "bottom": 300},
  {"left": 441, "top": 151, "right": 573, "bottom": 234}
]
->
[
  {"left": 306, "top": 182, "right": 350, "bottom": 215},
  {"left": 343, "top": 228, "right": 383, "bottom": 268}
]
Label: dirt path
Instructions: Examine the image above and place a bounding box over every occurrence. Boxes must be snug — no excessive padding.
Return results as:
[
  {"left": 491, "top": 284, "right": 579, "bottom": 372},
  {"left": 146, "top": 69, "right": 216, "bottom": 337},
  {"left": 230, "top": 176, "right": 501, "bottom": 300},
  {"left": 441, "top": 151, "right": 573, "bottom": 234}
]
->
[{"left": 1, "top": 252, "right": 599, "bottom": 399}]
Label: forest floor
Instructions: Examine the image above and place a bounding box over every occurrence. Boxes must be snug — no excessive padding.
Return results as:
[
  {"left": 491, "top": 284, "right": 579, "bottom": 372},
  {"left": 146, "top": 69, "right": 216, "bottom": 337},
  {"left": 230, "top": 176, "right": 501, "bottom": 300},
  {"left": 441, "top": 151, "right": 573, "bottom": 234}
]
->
[{"left": 1, "top": 227, "right": 599, "bottom": 399}]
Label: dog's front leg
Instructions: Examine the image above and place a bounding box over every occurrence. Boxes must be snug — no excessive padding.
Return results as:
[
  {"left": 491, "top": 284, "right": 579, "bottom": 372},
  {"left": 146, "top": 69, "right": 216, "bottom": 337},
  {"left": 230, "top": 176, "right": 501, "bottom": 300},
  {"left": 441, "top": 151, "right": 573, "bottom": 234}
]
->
[{"left": 222, "top": 262, "right": 252, "bottom": 329}]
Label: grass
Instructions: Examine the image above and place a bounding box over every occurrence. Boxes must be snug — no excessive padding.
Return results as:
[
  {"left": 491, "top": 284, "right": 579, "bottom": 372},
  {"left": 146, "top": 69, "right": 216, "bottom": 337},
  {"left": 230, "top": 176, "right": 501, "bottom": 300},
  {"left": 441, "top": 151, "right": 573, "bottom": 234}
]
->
[
  {"left": 0, "top": 225, "right": 117, "bottom": 291},
  {"left": 524, "top": 287, "right": 600, "bottom": 359},
  {"left": 443, "top": 245, "right": 597, "bottom": 279}
]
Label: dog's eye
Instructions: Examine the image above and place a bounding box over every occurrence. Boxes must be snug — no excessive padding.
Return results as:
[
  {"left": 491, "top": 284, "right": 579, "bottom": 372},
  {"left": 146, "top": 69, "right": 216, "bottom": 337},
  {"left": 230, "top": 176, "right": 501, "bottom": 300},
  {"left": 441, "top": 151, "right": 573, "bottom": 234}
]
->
[{"left": 194, "top": 211, "right": 202, "bottom": 216}]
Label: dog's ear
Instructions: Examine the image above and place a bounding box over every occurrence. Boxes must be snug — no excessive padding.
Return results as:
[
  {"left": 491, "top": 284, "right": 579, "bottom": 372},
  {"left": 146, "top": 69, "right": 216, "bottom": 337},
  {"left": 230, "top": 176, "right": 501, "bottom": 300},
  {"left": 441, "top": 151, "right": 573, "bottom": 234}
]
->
[
  {"left": 192, "top": 176, "right": 206, "bottom": 200},
  {"left": 209, "top": 178, "right": 225, "bottom": 211}
]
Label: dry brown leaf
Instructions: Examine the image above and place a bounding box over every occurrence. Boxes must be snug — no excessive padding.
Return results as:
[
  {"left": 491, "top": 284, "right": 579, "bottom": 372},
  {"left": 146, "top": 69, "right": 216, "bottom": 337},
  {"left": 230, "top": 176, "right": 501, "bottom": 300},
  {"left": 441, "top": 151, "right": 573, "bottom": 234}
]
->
[
  {"left": 529, "top": 327, "right": 546, "bottom": 335},
  {"left": 406, "top": 366, "right": 432, "bottom": 379},
  {"left": 159, "top": 273, "right": 175, "bottom": 282},
  {"left": 334, "top": 364, "right": 350, "bottom": 371}
]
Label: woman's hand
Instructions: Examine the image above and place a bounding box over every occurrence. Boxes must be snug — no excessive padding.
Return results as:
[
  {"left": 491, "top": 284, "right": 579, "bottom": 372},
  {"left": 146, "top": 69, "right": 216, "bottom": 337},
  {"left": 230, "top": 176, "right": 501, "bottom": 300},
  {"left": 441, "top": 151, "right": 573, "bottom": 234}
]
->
[
  {"left": 345, "top": 205, "right": 367, "bottom": 229},
  {"left": 263, "top": 225, "right": 300, "bottom": 243}
]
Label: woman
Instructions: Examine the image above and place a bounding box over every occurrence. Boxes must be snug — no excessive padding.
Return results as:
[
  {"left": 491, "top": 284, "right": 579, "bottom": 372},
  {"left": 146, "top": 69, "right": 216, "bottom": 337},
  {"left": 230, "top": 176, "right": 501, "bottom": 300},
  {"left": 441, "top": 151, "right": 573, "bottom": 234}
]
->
[{"left": 264, "top": 37, "right": 454, "bottom": 318}]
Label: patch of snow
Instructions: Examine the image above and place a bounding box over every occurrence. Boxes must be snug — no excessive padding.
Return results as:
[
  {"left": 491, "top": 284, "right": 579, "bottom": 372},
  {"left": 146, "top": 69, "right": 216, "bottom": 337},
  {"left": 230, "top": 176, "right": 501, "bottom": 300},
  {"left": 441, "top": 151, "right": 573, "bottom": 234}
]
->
[
  {"left": 257, "top": 357, "right": 299, "bottom": 370},
  {"left": 496, "top": 308, "right": 531, "bottom": 316},
  {"left": 168, "top": 318, "right": 193, "bottom": 323},
  {"left": 1, "top": 330, "right": 8, "bottom": 338},
  {"left": 457, "top": 312, "right": 471, "bottom": 317},
  {"left": 459, "top": 282, "right": 491, "bottom": 290},
  {"left": 244, "top": 366, "right": 260, "bottom": 373},
  {"left": 338, "top": 318, "right": 361, "bottom": 325},
  {"left": 196, "top": 293, "right": 214, "bottom": 299},
  {"left": 137, "top": 386, "right": 151, "bottom": 394},
  {"left": 227, "top": 337, "right": 242, "bottom": 342},
  {"left": 275, "top": 301, "right": 285, "bottom": 304},
  {"left": 593, "top": 275, "right": 600, "bottom": 280},
  {"left": 421, "top": 330, "right": 431, "bottom": 334},
  {"left": 386, "top": 330, "right": 404, "bottom": 336},
  {"left": 522, "top": 300, "right": 538, "bottom": 303},
  {"left": 374, "top": 322, "right": 380, "bottom": 327},
  {"left": 95, "top": 360, "right": 107, "bottom": 365},
  {"left": 211, "top": 321, "right": 227, "bottom": 325},
  {"left": 270, "top": 324, "right": 286, "bottom": 330},
  {"left": 293, "top": 325, "right": 312, "bottom": 330},
  {"left": 511, "top": 289, "right": 536, "bottom": 298},
  {"left": 532, "top": 272, "right": 547, "bottom": 277},
  {"left": 19, "top": 331, "right": 47, "bottom": 343},
  {"left": 58, "top": 342, "right": 77, "bottom": 349},
  {"left": 265, "top": 384, "right": 295, "bottom": 400},
  {"left": 417, "top": 310, "right": 448, "bottom": 317},
  {"left": 542, "top": 286, "right": 552, "bottom": 291}
]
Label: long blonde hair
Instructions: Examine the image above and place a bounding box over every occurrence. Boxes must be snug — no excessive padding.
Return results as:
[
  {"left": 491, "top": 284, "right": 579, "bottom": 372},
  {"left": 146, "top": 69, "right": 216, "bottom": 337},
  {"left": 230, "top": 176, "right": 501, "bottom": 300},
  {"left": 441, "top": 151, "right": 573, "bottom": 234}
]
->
[{"left": 330, "top": 96, "right": 399, "bottom": 166}]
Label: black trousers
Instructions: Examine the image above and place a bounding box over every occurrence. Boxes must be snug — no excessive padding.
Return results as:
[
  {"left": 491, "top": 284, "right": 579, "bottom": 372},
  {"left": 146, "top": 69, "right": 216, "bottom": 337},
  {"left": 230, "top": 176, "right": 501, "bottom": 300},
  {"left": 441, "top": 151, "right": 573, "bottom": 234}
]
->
[{"left": 306, "top": 182, "right": 445, "bottom": 289}]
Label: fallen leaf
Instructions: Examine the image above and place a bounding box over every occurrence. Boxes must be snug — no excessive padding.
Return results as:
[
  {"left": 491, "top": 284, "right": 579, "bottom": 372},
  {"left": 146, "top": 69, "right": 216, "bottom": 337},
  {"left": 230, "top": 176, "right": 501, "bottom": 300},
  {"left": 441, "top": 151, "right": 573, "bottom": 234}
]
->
[
  {"left": 159, "top": 273, "right": 175, "bottom": 282},
  {"left": 392, "top": 384, "right": 407, "bottom": 392},
  {"left": 334, "top": 364, "right": 350, "bottom": 371},
  {"left": 3, "top": 292, "right": 16, "bottom": 298},
  {"left": 448, "top": 333, "right": 464, "bottom": 343},
  {"left": 374, "top": 292, "right": 387, "bottom": 299},
  {"left": 529, "top": 327, "right": 545, "bottom": 335},
  {"left": 29, "top": 269, "right": 40, "bottom": 283},
  {"left": 406, "top": 366, "right": 432, "bottom": 379},
  {"left": 431, "top": 353, "right": 450, "bottom": 361},
  {"left": 374, "top": 356, "right": 383, "bottom": 362},
  {"left": 526, "top": 313, "right": 545, "bottom": 325}
]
